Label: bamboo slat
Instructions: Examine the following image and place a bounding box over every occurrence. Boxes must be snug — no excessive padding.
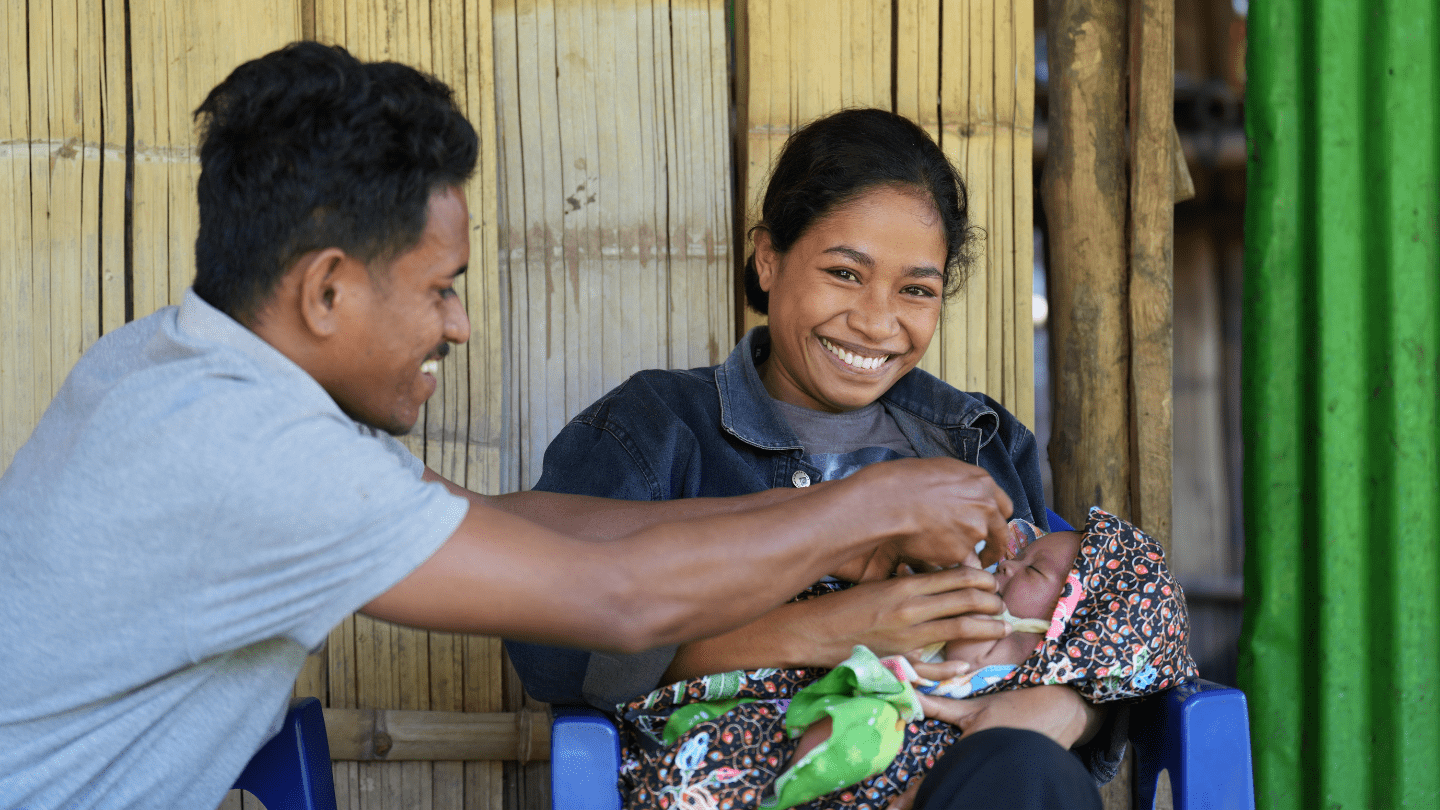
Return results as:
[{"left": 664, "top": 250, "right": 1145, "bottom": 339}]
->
[{"left": 0, "top": 0, "right": 26, "bottom": 466}]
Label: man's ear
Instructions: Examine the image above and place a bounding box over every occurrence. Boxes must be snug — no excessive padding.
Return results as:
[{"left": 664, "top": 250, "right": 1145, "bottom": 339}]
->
[
  {"left": 295, "top": 247, "right": 361, "bottom": 338},
  {"left": 753, "top": 228, "right": 780, "bottom": 292}
]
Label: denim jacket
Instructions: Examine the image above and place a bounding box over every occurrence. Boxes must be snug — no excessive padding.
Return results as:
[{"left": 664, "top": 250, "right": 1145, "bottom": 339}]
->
[{"left": 507, "top": 327, "right": 1049, "bottom": 706}]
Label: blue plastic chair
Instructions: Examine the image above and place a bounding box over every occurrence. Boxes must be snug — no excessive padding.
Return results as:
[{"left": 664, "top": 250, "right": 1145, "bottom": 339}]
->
[
  {"left": 549, "top": 509, "right": 1257, "bottom": 810},
  {"left": 232, "top": 697, "right": 338, "bottom": 810}
]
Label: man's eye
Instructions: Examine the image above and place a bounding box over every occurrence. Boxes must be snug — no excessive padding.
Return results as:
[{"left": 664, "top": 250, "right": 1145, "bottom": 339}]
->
[{"left": 829, "top": 268, "right": 858, "bottom": 282}]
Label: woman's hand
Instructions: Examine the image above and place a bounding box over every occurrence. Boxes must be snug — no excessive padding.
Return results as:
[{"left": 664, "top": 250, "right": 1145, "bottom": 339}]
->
[
  {"left": 779, "top": 567, "right": 1009, "bottom": 667},
  {"left": 917, "top": 685, "right": 1103, "bottom": 749},
  {"left": 661, "top": 566, "right": 1010, "bottom": 680}
]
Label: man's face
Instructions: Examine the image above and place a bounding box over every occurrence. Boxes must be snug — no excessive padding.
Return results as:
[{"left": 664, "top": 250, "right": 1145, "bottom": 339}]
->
[
  {"left": 330, "top": 187, "right": 472, "bottom": 434},
  {"left": 993, "top": 530, "right": 1083, "bottom": 622}
]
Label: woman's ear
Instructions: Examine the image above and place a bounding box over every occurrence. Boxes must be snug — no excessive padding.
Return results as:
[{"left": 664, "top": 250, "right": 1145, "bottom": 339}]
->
[
  {"left": 752, "top": 228, "right": 780, "bottom": 293},
  {"left": 295, "top": 247, "right": 360, "bottom": 338}
]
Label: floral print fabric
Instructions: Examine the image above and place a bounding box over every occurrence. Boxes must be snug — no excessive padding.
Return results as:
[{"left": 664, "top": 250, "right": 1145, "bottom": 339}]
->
[{"left": 989, "top": 507, "right": 1199, "bottom": 702}]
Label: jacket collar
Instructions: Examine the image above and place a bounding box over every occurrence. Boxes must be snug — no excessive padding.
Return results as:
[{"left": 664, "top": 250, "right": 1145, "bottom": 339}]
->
[{"left": 714, "top": 326, "right": 1000, "bottom": 452}]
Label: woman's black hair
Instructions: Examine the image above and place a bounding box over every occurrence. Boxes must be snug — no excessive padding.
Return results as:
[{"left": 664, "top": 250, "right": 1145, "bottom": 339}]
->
[
  {"left": 742, "top": 108, "right": 979, "bottom": 314},
  {"left": 192, "top": 41, "right": 478, "bottom": 323}
]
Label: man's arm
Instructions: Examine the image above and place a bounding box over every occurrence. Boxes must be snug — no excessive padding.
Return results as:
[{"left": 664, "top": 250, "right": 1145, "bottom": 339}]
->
[
  {"left": 426, "top": 468, "right": 805, "bottom": 540},
  {"left": 363, "top": 456, "right": 1016, "bottom": 654}
]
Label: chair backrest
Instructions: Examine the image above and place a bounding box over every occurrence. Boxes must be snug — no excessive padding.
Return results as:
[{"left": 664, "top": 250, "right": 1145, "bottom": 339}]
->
[{"left": 232, "top": 697, "right": 338, "bottom": 810}]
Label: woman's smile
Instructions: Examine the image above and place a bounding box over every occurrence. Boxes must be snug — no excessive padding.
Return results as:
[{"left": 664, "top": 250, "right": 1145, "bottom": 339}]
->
[{"left": 817, "top": 336, "right": 893, "bottom": 372}]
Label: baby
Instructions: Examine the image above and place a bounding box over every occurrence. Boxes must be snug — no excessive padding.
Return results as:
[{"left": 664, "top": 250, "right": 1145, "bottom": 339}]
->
[{"left": 764, "top": 507, "right": 1196, "bottom": 809}]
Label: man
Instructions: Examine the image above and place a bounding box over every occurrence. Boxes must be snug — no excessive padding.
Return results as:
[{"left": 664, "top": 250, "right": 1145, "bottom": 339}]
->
[{"left": 0, "top": 42, "right": 1025, "bottom": 809}]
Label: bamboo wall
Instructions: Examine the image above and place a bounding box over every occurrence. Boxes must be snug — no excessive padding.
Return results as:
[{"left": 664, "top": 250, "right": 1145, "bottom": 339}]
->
[
  {"left": 2, "top": 2, "right": 1037, "bottom": 808},
  {"left": 1242, "top": 0, "right": 1440, "bottom": 808},
  {"left": 493, "top": 0, "right": 734, "bottom": 489}
]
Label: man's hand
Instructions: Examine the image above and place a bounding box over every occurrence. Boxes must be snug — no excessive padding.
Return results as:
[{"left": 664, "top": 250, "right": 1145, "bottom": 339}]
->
[
  {"left": 849, "top": 458, "right": 1014, "bottom": 572},
  {"left": 917, "top": 685, "right": 1103, "bottom": 749}
]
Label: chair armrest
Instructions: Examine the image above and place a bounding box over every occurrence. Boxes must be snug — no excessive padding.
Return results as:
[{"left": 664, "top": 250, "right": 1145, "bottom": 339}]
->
[
  {"left": 233, "top": 696, "right": 338, "bottom": 810},
  {"left": 551, "top": 707, "right": 622, "bottom": 810},
  {"left": 1130, "top": 679, "right": 1255, "bottom": 810}
]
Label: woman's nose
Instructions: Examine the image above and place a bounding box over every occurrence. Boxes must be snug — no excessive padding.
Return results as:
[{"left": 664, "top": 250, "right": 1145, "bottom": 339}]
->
[{"left": 848, "top": 288, "right": 899, "bottom": 340}]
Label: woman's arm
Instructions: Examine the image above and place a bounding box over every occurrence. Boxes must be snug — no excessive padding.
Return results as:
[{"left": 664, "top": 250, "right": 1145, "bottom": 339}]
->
[{"left": 662, "top": 567, "right": 1011, "bottom": 681}]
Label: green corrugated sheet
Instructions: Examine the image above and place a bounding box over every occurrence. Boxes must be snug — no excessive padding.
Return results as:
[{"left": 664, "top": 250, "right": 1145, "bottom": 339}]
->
[{"left": 1242, "top": 1, "right": 1440, "bottom": 808}]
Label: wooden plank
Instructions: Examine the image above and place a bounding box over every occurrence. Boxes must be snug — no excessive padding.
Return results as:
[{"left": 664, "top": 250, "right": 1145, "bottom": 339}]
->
[
  {"left": 1129, "top": 0, "right": 1176, "bottom": 548},
  {"left": 1041, "top": 0, "right": 1133, "bottom": 525},
  {"left": 323, "top": 708, "right": 551, "bottom": 761}
]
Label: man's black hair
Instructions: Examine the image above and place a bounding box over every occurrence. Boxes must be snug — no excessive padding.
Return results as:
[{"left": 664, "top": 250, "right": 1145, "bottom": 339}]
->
[{"left": 192, "top": 41, "right": 478, "bottom": 323}]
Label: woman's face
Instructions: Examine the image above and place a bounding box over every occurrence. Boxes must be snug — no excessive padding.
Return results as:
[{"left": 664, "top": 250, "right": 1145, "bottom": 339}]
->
[{"left": 755, "top": 185, "right": 947, "bottom": 413}]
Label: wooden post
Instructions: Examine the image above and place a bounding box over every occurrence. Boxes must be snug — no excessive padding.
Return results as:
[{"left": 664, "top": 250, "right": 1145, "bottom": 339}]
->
[
  {"left": 1043, "top": 0, "right": 1177, "bottom": 805},
  {"left": 1043, "top": 0, "right": 1134, "bottom": 526}
]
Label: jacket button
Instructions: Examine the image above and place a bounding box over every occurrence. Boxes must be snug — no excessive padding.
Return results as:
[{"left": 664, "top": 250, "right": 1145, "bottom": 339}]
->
[{"left": 791, "top": 470, "right": 811, "bottom": 488}]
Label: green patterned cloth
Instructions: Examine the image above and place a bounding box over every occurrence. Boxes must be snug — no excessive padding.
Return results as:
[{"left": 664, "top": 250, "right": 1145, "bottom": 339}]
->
[{"left": 764, "top": 645, "right": 922, "bottom": 809}]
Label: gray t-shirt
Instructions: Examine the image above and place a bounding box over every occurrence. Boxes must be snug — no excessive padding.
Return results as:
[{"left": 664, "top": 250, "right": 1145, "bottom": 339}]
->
[
  {"left": 0, "top": 290, "right": 468, "bottom": 810},
  {"left": 770, "top": 399, "right": 917, "bottom": 481}
]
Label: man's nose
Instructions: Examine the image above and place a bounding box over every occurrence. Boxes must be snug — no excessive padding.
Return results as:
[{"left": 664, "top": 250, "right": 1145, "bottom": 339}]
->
[{"left": 443, "top": 295, "right": 471, "bottom": 344}]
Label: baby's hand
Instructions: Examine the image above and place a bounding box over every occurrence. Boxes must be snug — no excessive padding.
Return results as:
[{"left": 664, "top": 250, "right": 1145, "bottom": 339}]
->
[{"left": 905, "top": 658, "right": 972, "bottom": 682}]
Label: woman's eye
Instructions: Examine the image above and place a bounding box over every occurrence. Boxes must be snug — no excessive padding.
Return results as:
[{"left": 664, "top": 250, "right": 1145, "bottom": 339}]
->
[
  {"left": 828, "top": 268, "right": 858, "bottom": 282},
  {"left": 903, "top": 285, "right": 938, "bottom": 298}
]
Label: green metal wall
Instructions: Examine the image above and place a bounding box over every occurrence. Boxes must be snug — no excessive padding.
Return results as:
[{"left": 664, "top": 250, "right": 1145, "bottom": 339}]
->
[{"left": 1242, "top": 1, "right": 1440, "bottom": 808}]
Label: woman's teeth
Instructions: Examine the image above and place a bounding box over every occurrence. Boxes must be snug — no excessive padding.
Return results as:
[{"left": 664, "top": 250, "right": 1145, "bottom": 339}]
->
[
  {"left": 421, "top": 360, "right": 439, "bottom": 376},
  {"left": 820, "top": 337, "right": 889, "bottom": 370}
]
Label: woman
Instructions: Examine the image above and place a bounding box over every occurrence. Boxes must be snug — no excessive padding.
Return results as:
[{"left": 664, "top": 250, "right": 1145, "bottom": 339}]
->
[{"left": 508, "top": 108, "right": 1110, "bottom": 809}]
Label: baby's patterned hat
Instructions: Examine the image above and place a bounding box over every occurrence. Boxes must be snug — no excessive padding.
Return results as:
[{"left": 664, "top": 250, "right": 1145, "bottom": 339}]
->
[{"left": 983, "top": 506, "right": 1198, "bottom": 703}]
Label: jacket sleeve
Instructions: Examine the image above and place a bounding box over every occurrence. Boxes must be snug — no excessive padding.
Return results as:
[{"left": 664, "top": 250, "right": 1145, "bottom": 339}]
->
[{"left": 505, "top": 412, "right": 680, "bottom": 709}]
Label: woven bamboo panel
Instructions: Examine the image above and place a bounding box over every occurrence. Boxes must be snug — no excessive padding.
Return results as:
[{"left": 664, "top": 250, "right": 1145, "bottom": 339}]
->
[
  {"left": 0, "top": 0, "right": 125, "bottom": 469},
  {"left": 493, "top": 0, "right": 733, "bottom": 489}
]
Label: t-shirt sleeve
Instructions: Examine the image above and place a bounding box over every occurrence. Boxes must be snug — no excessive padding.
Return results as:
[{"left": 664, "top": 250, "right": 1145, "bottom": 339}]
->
[{"left": 181, "top": 407, "right": 468, "bottom": 658}]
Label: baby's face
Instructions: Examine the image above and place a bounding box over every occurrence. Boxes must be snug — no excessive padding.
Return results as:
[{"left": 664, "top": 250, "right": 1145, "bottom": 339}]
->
[{"left": 993, "top": 530, "right": 1083, "bottom": 623}]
